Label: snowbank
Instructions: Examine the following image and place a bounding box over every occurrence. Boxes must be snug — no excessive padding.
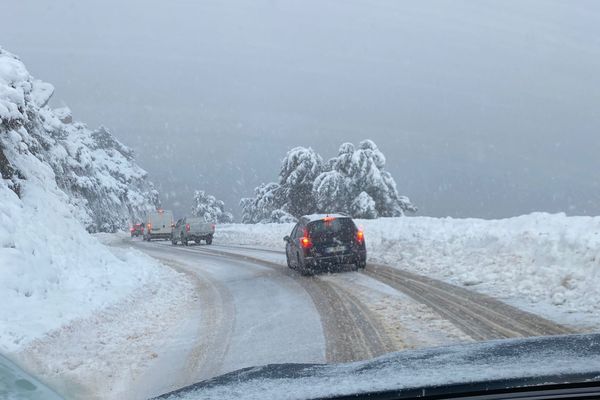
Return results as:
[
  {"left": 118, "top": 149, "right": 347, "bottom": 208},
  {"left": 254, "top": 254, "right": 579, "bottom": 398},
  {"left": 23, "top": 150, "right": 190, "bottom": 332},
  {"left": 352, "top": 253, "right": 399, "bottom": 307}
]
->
[
  {"left": 216, "top": 213, "right": 600, "bottom": 329},
  {"left": 0, "top": 47, "right": 191, "bottom": 357},
  {"left": 0, "top": 136, "right": 188, "bottom": 353}
]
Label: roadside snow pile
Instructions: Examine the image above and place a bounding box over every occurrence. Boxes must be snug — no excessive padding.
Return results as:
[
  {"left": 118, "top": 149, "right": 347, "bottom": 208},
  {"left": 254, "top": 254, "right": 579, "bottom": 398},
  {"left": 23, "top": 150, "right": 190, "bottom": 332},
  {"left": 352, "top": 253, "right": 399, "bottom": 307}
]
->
[
  {"left": 217, "top": 213, "right": 600, "bottom": 328},
  {"left": 0, "top": 47, "right": 189, "bottom": 354},
  {"left": 217, "top": 223, "right": 293, "bottom": 249}
]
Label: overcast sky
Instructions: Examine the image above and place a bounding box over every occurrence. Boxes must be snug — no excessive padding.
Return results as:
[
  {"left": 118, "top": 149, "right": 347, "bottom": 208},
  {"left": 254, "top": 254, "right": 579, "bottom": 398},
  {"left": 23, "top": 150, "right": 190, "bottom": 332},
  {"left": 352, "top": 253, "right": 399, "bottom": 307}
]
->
[{"left": 2, "top": 0, "right": 600, "bottom": 219}]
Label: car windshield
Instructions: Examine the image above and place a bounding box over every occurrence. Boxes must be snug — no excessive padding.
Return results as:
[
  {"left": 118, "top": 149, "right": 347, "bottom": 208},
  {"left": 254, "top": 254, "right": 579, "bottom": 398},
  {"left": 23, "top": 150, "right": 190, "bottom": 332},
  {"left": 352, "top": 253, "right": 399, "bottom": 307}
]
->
[{"left": 1, "top": 1, "right": 599, "bottom": 400}]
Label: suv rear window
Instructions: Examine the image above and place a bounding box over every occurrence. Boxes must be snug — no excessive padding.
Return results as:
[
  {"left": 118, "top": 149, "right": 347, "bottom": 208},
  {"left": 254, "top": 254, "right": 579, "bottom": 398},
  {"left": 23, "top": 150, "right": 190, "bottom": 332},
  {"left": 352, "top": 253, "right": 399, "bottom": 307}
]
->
[{"left": 307, "top": 218, "right": 356, "bottom": 243}]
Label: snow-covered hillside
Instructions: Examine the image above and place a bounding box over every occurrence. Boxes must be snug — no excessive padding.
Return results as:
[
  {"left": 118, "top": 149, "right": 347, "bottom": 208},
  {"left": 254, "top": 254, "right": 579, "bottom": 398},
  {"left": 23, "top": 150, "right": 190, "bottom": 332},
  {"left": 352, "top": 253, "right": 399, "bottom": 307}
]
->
[
  {"left": 0, "top": 47, "right": 158, "bottom": 233},
  {"left": 216, "top": 213, "right": 600, "bottom": 329},
  {"left": 0, "top": 47, "right": 192, "bottom": 358}
]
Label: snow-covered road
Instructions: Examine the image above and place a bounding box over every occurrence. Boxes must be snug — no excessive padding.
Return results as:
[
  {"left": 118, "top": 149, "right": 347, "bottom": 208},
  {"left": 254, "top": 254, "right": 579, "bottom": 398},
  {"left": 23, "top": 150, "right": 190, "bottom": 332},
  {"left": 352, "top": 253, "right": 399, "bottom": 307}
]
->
[
  {"left": 131, "top": 242, "right": 326, "bottom": 374},
  {"left": 39, "top": 235, "right": 573, "bottom": 399},
  {"left": 120, "top": 237, "right": 473, "bottom": 396},
  {"left": 192, "top": 243, "right": 574, "bottom": 339},
  {"left": 135, "top": 239, "right": 574, "bottom": 357}
]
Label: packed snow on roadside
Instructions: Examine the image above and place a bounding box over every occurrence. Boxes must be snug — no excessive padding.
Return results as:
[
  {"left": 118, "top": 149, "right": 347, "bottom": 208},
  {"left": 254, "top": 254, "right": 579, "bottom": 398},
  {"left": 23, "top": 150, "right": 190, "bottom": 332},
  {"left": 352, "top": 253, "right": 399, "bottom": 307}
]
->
[
  {"left": 1, "top": 46, "right": 198, "bottom": 398},
  {"left": 0, "top": 133, "right": 190, "bottom": 354},
  {"left": 216, "top": 213, "right": 600, "bottom": 329},
  {"left": 0, "top": 46, "right": 187, "bottom": 352}
]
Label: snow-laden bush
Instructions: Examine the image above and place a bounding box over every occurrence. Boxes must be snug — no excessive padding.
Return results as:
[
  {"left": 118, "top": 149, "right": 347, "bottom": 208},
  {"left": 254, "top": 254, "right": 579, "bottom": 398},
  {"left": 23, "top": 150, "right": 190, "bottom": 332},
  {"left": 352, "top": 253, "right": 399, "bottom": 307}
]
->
[
  {"left": 240, "top": 140, "right": 415, "bottom": 222},
  {"left": 0, "top": 47, "right": 159, "bottom": 232},
  {"left": 190, "top": 190, "right": 233, "bottom": 223}
]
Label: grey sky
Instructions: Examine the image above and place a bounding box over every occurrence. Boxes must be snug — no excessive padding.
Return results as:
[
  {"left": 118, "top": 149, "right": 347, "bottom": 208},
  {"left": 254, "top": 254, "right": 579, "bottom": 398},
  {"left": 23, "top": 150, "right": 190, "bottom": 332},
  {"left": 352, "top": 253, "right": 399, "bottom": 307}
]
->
[{"left": 2, "top": 0, "right": 600, "bottom": 219}]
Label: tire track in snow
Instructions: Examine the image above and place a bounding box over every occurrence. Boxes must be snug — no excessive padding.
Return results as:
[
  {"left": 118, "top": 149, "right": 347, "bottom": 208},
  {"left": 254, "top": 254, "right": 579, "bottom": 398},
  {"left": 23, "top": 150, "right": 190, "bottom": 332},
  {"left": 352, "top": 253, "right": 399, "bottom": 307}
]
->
[
  {"left": 198, "top": 244, "right": 575, "bottom": 340},
  {"left": 129, "top": 245, "right": 236, "bottom": 383},
  {"left": 167, "top": 243, "right": 393, "bottom": 363},
  {"left": 365, "top": 263, "right": 574, "bottom": 340}
]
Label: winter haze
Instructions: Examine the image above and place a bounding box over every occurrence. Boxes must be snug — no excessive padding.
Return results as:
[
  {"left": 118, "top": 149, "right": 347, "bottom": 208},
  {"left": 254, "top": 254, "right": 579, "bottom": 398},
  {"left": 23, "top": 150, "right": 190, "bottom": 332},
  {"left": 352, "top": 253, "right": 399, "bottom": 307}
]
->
[{"left": 2, "top": 0, "right": 599, "bottom": 219}]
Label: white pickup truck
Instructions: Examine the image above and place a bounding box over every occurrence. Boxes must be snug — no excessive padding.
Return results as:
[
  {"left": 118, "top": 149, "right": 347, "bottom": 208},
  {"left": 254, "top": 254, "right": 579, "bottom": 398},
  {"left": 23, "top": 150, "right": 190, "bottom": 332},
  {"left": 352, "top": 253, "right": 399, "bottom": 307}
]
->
[
  {"left": 143, "top": 209, "right": 174, "bottom": 241},
  {"left": 171, "top": 217, "right": 215, "bottom": 245}
]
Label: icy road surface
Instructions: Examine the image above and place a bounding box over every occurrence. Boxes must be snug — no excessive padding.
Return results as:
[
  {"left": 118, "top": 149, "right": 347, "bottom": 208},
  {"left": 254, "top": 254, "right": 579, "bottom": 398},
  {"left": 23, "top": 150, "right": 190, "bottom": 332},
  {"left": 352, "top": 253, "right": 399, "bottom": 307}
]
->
[
  {"left": 42, "top": 234, "right": 572, "bottom": 399},
  {"left": 117, "top": 237, "right": 473, "bottom": 398}
]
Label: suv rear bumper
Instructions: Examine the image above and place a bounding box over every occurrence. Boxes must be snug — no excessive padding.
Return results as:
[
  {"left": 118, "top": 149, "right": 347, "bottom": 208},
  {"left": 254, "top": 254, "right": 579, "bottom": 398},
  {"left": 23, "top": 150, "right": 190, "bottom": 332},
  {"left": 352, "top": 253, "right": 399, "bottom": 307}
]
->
[{"left": 305, "top": 250, "right": 366, "bottom": 268}]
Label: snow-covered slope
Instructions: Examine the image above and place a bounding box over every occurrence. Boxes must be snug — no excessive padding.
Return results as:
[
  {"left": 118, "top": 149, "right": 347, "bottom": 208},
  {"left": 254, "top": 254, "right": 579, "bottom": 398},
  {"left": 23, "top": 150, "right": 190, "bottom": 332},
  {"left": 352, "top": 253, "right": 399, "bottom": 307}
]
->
[
  {"left": 216, "top": 213, "right": 600, "bottom": 329},
  {"left": 0, "top": 47, "right": 189, "bottom": 356},
  {"left": 0, "top": 47, "right": 158, "bottom": 233}
]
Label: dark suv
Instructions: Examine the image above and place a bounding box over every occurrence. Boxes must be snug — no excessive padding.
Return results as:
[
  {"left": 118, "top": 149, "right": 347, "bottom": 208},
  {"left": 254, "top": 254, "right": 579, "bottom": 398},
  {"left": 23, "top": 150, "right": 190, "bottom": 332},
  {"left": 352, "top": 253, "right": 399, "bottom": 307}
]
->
[{"left": 284, "top": 214, "right": 366, "bottom": 275}]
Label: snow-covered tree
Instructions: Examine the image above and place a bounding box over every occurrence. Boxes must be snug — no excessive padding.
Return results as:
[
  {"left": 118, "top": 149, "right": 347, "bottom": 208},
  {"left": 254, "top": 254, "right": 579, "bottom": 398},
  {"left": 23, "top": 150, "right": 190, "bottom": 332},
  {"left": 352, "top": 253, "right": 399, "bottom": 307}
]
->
[
  {"left": 350, "top": 191, "right": 378, "bottom": 219},
  {"left": 191, "top": 190, "right": 233, "bottom": 223},
  {"left": 241, "top": 140, "right": 415, "bottom": 222},
  {"left": 312, "top": 170, "right": 349, "bottom": 213},
  {"left": 313, "top": 140, "right": 416, "bottom": 218},
  {"left": 239, "top": 182, "right": 284, "bottom": 223},
  {"left": 269, "top": 209, "right": 297, "bottom": 223},
  {"left": 240, "top": 147, "right": 322, "bottom": 223},
  {"left": 278, "top": 146, "right": 323, "bottom": 217},
  {"left": 45, "top": 118, "right": 161, "bottom": 232}
]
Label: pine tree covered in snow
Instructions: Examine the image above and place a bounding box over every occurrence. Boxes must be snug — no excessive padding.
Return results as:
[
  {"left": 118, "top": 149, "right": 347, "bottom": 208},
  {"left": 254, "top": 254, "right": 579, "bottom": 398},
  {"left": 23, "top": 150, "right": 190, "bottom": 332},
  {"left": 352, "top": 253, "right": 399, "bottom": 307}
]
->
[
  {"left": 240, "top": 147, "right": 323, "bottom": 223},
  {"left": 240, "top": 141, "right": 415, "bottom": 222},
  {"left": 190, "top": 190, "right": 233, "bottom": 223},
  {"left": 0, "top": 48, "right": 159, "bottom": 232},
  {"left": 239, "top": 182, "right": 287, "bottom": 223},
  {"left": 278, "top": 146, "right": 323, "bottom": 217},
  {"left": 314, "top": 140, "right": 416, "bottom": 218},
  {"left": 312, "top": 170, "right": 348, "bottom": 213},
  {"left": 350, "top": 191, "right": 378, "bottom": 219}
]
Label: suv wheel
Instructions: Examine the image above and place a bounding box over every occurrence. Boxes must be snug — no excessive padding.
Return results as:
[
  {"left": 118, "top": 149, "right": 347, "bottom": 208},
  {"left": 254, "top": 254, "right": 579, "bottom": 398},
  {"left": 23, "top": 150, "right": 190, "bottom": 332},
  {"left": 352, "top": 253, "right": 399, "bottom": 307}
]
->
[
  {"left": 297, "top": 253, "right": 313, "bottom": 276},
  {"left": 181, "top": 234, "right": 188, "bottom": 246},
  {"left": 206, "top": 235, "right": 213, "bottom": 245},
  {"left": 286, "top": 251, "right": 292, "bottom": 269}
]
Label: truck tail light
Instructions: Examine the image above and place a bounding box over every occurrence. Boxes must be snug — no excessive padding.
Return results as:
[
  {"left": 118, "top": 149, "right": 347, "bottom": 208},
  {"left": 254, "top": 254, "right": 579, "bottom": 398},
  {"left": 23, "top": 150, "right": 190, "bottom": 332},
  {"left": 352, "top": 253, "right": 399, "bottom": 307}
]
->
[
  {"left": 147, "top": 223, "right": 152, "bottom": 231},
  {"left": 212, "top": 224, "right": 216, "bottom": 231},
  {"left": 186, "top": 223, "right": 190, "bottom": 232}
]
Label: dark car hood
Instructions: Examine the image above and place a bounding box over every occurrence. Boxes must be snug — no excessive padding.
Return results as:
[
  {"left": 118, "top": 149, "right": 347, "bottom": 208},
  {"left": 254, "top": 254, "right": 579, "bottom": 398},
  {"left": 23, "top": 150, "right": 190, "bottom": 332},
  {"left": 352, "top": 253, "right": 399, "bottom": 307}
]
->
[{"left": 155, "top": 333, "right": 600, "bottom": 400}]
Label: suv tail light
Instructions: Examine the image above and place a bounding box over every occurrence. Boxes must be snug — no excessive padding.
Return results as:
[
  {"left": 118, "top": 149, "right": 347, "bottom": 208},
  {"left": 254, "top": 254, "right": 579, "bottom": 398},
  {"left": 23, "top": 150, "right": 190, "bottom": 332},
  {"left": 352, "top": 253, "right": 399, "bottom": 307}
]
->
[
  {"left": 186, "top": 223, "right": 190, "bottom": 232},
  {"left": 300, "top": 228, "right": 313, "bottom": 249},
  {"left": 356, "top": 229, "right": 364, "bottom": 244}
]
